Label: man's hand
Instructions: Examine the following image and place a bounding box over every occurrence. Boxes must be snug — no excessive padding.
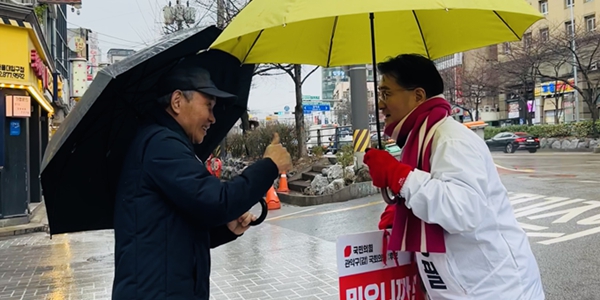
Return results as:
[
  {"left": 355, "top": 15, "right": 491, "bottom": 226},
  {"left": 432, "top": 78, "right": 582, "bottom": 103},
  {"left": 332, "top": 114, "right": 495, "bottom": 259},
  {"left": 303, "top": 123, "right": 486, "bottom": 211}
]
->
[
  {"left": 363, "top": 148, "right": 414, "bottom": 195},
  {"left": 227, "top": 212, "right": 257, "bottom": 236},
  {"left": 263, "top": 133, "right": 292, "bottom": 173}
]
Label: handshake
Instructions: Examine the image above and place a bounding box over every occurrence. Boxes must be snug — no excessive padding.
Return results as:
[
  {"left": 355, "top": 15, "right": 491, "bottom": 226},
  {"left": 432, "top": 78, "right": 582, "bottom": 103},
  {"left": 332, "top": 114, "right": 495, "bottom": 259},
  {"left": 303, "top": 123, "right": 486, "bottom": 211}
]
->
[{"left": 263, "top": 133, "right": 293, "bottom": 173}]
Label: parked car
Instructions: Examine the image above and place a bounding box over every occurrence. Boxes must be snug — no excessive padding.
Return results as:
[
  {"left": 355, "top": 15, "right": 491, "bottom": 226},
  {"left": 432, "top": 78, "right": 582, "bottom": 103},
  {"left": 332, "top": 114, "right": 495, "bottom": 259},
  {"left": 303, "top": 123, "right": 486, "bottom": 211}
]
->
[{"left": 485, "top": 132, "right": 540, "bottom": 153}]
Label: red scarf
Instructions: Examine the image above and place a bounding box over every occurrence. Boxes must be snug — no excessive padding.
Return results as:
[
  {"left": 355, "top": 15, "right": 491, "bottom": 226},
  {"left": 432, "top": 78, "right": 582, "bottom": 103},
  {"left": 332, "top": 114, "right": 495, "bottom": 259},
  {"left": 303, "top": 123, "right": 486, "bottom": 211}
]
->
[{"left": 384, "top": 96, "right": 450, "bottom": 253}]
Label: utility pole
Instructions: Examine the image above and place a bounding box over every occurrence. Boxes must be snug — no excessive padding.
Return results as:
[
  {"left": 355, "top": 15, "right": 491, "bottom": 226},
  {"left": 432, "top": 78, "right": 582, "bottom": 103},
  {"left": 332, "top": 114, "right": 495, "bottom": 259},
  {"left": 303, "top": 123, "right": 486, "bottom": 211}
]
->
[
  {"left": 569, "top": 0, "right": 580, "bottom": 122},
  {"left": 216, "top": 0, "right": 227, "bottom": 158},
  {"left": 216, "top": 0, "right": 226, "bottom": 29},
  {"left": 348, "top": 65, "right": 370, "bottom": 168}
]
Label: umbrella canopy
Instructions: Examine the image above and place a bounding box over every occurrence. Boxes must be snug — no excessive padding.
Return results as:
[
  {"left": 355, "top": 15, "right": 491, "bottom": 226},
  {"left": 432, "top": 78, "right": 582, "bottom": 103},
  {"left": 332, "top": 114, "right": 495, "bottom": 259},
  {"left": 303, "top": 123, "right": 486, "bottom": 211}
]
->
[
  {"left": 209, "top": 0, "right": 544, "bottom": 66},
  {"left": 41, "top": 25, "right": 255, "bottom": 235}
]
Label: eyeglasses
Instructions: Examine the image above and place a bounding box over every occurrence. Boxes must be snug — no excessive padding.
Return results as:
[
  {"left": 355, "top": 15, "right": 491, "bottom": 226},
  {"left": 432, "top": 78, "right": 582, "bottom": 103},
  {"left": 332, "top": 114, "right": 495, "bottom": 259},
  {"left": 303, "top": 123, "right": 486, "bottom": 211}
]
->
[{"left": 377, "top": 87, "right": 416, "bottom": 103}]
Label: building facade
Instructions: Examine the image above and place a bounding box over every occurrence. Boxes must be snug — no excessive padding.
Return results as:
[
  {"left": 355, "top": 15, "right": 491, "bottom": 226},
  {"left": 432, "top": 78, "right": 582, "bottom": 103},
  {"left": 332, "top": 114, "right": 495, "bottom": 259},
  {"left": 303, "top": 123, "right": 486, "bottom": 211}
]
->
[
  {"left": 457, "top": 0, "right": 600, "bottom": 125},
  {"left": 0, "top": 0, "right": 74, "bottom": 221},
  {"left": 107, "top": 48, "right": 136, "bottom": 64}
]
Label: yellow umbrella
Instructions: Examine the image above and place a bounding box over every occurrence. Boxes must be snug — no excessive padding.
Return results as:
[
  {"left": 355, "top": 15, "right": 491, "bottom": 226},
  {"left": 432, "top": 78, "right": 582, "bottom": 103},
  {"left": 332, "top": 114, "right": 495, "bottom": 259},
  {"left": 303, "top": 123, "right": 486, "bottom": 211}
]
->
[
  {"left": 209, "top": 0, "right": 544, "bottom": 66},
  {"left": 210, "top": 0, "right": 543, "bottom": 205}
]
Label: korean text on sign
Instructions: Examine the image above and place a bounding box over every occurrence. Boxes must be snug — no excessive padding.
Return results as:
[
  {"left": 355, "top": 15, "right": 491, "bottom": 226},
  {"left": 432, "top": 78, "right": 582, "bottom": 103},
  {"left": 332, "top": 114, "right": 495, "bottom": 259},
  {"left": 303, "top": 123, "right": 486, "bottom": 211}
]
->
[{"left": 337, "top": 231, "right": 419, "bottom": 300}]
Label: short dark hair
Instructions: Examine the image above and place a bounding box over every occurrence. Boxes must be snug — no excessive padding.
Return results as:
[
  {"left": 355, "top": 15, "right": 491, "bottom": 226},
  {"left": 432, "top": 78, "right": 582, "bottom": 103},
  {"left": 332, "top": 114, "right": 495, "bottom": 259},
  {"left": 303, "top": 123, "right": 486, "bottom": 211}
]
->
[
  {"left": 377, "top": 54, "right": 444, "bottom": 98},
  {"left": 156, "top": 90, "right": 196, "bottom": 108}
]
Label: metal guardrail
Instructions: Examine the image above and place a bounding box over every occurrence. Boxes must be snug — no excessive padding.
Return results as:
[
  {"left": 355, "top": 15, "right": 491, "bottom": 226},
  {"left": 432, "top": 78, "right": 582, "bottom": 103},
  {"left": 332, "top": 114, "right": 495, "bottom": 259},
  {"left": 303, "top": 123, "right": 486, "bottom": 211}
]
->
[{"left": 305, "top": 122, "right": 382, "bottom": 153}]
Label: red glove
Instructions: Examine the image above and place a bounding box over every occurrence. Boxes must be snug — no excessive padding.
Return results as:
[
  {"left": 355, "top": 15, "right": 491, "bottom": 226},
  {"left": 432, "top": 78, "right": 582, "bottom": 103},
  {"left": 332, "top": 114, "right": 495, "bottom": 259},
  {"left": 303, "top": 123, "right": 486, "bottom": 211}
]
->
[
  {"left": 378, "top": 204, "right": 395, "bottom": 230},
  {"left": 363, "top": 148, "right": 413, "bottom": 195}
]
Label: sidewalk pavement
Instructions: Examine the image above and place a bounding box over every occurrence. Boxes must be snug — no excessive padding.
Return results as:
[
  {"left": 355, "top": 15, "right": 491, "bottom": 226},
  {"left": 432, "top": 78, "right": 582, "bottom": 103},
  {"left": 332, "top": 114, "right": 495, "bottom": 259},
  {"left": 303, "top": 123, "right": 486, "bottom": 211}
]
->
[
  {"left": 0, "top": 203, "right": 48, "bottom": 238},
  {"left": 0, "top": 222, "right": 340, "bottom": 299}
]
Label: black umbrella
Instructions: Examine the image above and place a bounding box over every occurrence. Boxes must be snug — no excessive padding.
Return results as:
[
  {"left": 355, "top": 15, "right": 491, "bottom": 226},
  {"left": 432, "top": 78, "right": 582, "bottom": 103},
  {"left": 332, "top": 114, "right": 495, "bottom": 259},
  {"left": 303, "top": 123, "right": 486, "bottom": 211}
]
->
[{"left": 41, "top": 25, "right": 262, "bottom": 235}]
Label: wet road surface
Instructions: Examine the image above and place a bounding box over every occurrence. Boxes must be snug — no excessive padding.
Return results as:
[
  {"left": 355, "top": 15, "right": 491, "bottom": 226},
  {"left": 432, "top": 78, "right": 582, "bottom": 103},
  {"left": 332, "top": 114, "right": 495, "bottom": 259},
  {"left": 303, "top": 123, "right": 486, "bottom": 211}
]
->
[{"left": 0, "top": 151, "right": 598, "bottom": 299}]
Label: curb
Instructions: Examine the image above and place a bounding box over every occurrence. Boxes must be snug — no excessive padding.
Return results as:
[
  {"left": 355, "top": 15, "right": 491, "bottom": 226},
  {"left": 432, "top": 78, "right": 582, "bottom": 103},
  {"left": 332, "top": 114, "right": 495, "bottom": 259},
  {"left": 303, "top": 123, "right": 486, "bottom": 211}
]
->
[
  {"left": 0, "top": 223, "right": 48, "bottom": 238},
  {"left": 278, "top": 181, "right": 379, "bottom": 206}
]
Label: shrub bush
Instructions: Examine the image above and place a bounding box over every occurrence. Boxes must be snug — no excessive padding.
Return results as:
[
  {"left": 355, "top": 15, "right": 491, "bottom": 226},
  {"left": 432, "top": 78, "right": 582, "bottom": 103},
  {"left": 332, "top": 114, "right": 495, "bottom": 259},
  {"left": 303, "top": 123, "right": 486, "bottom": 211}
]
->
[
  {"left": 483, "top": 120, "right": 600, "bottom": 140},
  {"left": 224, "top": 123, "right": 299, "bottom": 160}
]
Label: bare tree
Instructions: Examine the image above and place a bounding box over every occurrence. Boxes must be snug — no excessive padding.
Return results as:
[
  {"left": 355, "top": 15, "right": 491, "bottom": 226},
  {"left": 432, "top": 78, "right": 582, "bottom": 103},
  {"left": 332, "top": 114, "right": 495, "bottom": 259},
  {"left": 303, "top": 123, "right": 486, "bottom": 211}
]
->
[
  {"left": 193, "top": 0, "right": 320, "bottom": 152},
  {"left": 492, "top": 33, "right": 550, "bottom": 125},
  {"left": 439, "top": 67, "right": 460, "bottom": 105},
  {"left": 461, "top": 60, "right": 501, "bottom": 121},
  {"left": 537, "top": 23, "right": 600, "bottom": 130},
  {"left": 534, "top": 31, "right": 571, "bottom": 124},
  {"left": 276, "top": 64, "right": 319, "bottom": 157}
]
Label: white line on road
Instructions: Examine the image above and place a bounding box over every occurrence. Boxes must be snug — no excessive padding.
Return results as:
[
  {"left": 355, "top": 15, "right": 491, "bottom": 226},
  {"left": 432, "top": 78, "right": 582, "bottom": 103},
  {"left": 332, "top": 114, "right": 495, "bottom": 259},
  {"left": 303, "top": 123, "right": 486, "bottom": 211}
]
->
[
  {"left": 526, "top": 232, "right": 565, "bottom": 238},
  {"left": 538, "top": 226, "right": 600, "bottom": 245},
  {"left": 494, "top": 164, "right": 535, "bottom": 173},
  {"left": 518, "top": 222, "right": 548, "bottom": 231},
  {"left": 266, "top": 208, "right": 316, "bottom": 221},
  {"left": 578, "top": 180, "right": 600, "bottom": 184}
]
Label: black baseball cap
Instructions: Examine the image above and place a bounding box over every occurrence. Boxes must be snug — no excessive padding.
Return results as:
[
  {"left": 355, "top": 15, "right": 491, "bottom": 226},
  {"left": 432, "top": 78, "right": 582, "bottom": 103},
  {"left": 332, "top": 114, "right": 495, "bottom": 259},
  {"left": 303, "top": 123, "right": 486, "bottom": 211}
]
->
[{"left": 158, "top": 62, "right": 237, "bottom": 105}]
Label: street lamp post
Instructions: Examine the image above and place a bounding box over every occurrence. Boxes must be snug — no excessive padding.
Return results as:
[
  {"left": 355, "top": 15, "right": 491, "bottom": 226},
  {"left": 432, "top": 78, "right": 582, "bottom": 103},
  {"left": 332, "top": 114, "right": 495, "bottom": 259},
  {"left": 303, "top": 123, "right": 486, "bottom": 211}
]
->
[{"left": 569, "top": 0, "right": 580, "bottom": 122}]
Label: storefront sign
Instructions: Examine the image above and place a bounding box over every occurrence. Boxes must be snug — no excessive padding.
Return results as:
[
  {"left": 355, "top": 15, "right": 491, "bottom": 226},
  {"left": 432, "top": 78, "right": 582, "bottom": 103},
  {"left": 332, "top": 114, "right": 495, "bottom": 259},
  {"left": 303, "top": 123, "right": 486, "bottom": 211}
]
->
[
  {"left": 5, "top": 95, "right": 31, "bottom": 118},
  {"left": 535, "top": 79, "right": 575, "bottom": 97},
  {"left": 0, "top": 64, "right": 26, "bottom": 80}
]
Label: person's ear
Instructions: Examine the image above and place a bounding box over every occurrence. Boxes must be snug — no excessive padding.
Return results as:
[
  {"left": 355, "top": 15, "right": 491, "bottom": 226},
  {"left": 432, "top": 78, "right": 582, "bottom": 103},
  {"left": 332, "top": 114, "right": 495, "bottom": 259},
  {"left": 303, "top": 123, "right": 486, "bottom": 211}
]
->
[
  {"left": 415, "top": 88, "right": 427, "bottom": 103},
  {"left": 170, "top": 90, "right": 183, "bottom": 114}
]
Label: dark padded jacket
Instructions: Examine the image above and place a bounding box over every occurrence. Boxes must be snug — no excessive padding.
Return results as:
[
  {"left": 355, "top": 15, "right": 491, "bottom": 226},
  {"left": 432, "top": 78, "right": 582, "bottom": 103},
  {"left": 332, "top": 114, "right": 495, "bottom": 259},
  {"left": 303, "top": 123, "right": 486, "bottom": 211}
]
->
[{"left": 112, "top": 109, "right": 278, "bottom": 299}]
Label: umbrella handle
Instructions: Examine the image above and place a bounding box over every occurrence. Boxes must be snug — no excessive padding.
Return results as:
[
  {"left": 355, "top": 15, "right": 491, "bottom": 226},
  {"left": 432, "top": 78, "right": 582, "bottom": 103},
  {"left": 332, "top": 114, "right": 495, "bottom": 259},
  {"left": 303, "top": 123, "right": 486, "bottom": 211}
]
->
[
  {"left": 381, "top": 187, "right": 398, "bottom": 205},
  {"left": 249, "top": 198, "right": 268, "bottom": 226}
]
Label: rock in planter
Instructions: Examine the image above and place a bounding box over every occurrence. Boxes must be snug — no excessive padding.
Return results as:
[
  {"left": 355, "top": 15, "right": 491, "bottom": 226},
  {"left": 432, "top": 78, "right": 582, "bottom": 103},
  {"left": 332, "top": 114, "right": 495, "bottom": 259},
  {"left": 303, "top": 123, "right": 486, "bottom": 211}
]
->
[
  {"left": 310, "top": 174, "right": 330, "bottom": 195},
  {"left": 324, "top": 178, "right": 346, "bottom": 195},
  {"left": 326, "top": 164, "right": 344, "bottom": 181}
]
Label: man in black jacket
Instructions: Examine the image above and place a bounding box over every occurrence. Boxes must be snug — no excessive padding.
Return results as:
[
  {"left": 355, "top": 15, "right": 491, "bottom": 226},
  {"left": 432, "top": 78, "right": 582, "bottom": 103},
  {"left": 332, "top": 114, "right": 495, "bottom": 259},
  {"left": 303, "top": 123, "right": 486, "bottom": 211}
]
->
[{"left": 112, "top": 63, "right": 292, "bottom": 299}]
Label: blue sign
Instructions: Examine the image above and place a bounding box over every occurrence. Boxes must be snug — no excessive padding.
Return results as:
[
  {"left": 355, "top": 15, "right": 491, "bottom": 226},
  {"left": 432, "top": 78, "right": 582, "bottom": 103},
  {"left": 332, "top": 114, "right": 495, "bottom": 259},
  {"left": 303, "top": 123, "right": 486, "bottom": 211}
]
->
[
  {"left": 302, "top": 104, "right": 330, "bottom": 112},
  {"left": 284, "top": 105, "right": 290, "bottom": 112},
  {"left": 9, "top": 120, "right": 20, "bottom": 136}
]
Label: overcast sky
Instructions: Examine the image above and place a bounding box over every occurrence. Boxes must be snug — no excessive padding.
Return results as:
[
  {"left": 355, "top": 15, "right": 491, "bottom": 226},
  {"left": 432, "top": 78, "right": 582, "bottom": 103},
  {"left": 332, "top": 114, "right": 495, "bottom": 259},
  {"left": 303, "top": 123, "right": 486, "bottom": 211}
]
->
[{"left": 66, "top": 0, "right": 322, "bottom": 118}]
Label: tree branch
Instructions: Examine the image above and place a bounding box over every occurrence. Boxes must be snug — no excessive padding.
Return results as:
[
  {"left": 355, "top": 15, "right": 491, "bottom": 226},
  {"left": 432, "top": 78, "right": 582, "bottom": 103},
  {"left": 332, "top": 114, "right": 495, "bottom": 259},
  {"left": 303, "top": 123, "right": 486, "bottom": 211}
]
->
[{"left": 301, "top": 66, "right": 320, "bottom": 85}]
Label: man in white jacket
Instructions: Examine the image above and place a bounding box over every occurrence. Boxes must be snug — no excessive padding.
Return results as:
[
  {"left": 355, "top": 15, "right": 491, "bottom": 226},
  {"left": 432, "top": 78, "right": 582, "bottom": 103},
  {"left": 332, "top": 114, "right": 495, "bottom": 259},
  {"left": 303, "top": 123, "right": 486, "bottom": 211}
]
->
[{"left": 363, "top": 54, "right": 545, "bottom": 300}]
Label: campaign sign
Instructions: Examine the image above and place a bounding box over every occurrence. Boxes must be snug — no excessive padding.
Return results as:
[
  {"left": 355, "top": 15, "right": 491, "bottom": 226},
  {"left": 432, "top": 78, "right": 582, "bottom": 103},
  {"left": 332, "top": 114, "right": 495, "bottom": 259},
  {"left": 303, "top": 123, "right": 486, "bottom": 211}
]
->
[{"left": 337, "top": 231, "right": 420, "bottom": 300}]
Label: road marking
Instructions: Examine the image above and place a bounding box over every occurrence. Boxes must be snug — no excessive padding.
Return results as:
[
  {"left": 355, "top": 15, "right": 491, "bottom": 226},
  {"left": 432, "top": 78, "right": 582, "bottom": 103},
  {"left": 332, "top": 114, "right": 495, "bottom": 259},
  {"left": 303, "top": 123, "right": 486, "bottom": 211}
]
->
[
  {"left": 269, "top": 201, "right": 382, "bottom": 221},
  {"left": 266, "top": 208, "right": 316, "bottom": 221},
  {"left": 579, "top": 180, "right": 600, "bottom": 184},
  {"left": 518, "top": 222, "right": 548, "bottom": 231},
  {"left": 510, "top": 194, "right": 546, "bottom": 205},
  {"left": 494, "top": 164, "right": 535, "bottom": 173},
  {"left": 538, "top": 226, "right": 600, "bottom": 245},
  {"left": 526, "top": 232, "right": 565, "bottom": 238},
  {"left": 510, "top": 192, "right": 600, "bottom": 245},
  {"left": 527, "top": 201, "right": 600, "bottom": 223}
]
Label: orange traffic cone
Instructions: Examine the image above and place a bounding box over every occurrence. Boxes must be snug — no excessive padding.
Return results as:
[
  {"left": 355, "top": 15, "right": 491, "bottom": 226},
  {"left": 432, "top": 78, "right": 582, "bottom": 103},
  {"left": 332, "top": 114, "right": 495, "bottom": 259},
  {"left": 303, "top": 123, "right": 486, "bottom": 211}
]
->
[
  {"left": 277, "top": 173, "right": 290, "bottom": 193},
  {"left": 266, "top": 186, "right": 281, "bottom": 210}
]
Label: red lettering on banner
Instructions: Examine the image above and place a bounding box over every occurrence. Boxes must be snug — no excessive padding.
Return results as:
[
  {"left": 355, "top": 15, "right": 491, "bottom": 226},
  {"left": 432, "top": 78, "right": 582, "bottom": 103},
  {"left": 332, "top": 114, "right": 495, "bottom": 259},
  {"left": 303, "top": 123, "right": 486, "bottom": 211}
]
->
[{"left": 339, "top": 264, "right": 418, "bottom": 300}]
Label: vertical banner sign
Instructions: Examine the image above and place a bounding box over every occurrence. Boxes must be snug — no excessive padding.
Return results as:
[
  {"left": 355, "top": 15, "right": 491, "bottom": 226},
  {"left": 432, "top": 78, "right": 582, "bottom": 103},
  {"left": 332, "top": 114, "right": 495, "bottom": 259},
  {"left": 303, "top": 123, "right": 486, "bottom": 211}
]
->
[{"left": 337, "top": 231, "right": 420, "bottom": 300}]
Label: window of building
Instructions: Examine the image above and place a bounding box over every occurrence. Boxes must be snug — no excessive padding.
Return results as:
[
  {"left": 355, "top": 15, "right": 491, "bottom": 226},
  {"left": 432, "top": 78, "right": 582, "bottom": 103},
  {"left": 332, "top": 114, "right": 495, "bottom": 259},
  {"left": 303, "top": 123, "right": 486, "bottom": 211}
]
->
[
  {"left": 565, "top": 0, "right": 574, "bottom": 7},
  {"left": 585, "top": 15, "right": 596, "bottom": 31},
  {"left": 523, "top": 32, "right": 533, "bottom": 48},
  {"left": 539, "top": 0, "right": 549, "bottom": 14},
  {"left": 565, "top": 21, "right": 574, "bottom": 34},
  {"left": 540, "top": 28, "right": 550, "bottom": 41}
]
